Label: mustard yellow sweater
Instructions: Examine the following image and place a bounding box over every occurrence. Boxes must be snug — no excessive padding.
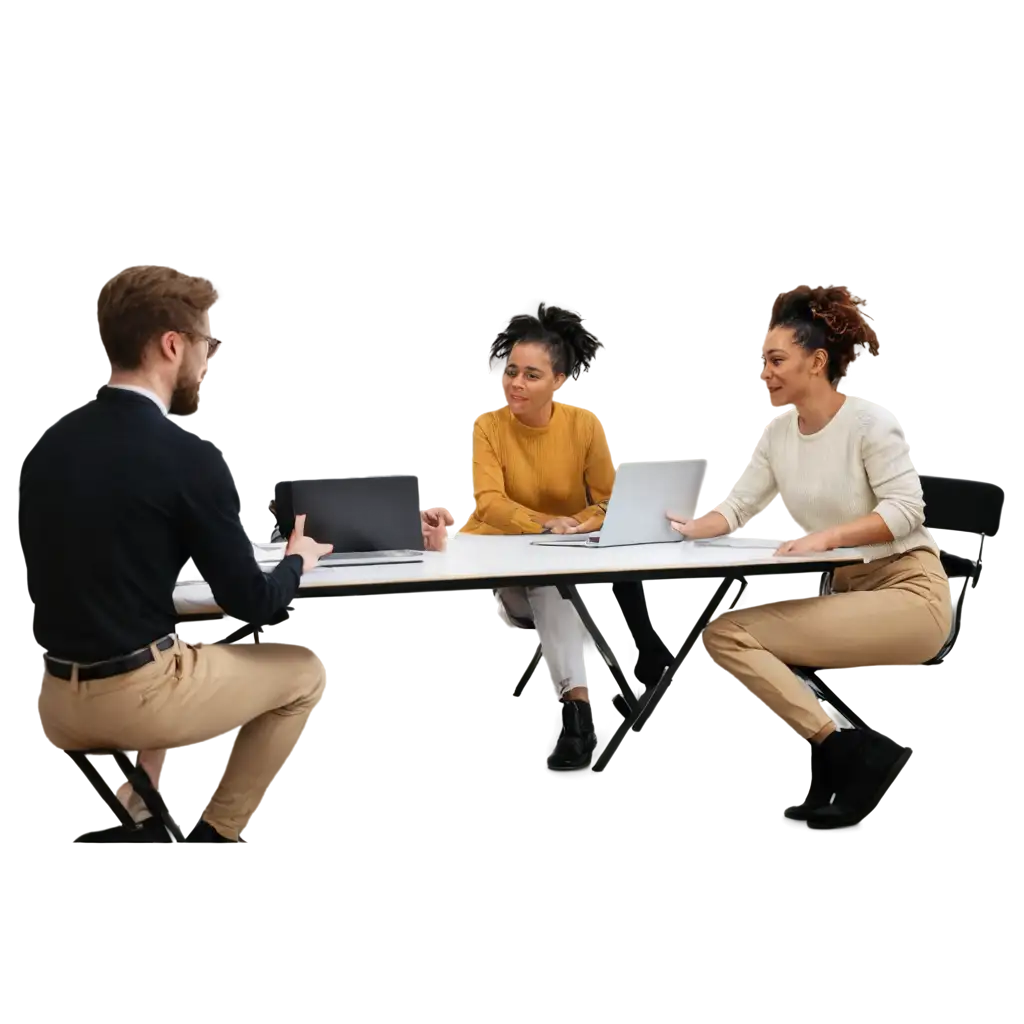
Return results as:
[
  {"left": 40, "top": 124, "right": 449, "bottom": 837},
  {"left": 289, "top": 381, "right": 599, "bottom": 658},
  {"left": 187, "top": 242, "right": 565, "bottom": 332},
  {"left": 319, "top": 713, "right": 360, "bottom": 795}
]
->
[{"left": 461, "top": 403, "right": 614, "bottom": 535}]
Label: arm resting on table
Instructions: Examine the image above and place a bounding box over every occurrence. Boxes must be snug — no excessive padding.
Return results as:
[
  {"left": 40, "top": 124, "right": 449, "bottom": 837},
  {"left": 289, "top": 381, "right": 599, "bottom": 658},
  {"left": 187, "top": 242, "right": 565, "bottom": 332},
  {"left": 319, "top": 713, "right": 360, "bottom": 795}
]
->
[
  {"left": 472, "top": 421, "right": 549, "bottom": 533},
  {"left": 180, "top": 441, "right": 303, "bottom": 624},
  {"left": 823, "top": 513, "right": 894, "bottom": 550}
]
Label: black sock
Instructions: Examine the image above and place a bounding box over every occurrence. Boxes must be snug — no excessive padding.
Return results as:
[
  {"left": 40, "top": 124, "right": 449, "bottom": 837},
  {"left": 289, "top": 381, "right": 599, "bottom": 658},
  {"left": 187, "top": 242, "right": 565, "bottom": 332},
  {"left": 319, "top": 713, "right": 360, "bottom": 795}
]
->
[{"left": 612, "top": 582, "right": 672, "bottom": 682}]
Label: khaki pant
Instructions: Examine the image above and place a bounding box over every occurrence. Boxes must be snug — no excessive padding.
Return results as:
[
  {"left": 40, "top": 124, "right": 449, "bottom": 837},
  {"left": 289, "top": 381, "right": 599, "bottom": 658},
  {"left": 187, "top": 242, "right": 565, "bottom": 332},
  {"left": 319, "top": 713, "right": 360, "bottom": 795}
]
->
[
  {"left": 702, "top": 550, "right": 952, "bottom": 740},
  {"left": 39, "top": 637, "right": 326, "bottom": 840}
]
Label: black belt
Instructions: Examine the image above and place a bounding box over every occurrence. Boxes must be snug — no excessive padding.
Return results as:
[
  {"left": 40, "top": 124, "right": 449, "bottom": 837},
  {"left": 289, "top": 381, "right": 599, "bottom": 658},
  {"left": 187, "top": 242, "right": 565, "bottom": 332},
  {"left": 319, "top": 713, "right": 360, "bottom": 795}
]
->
[{"left": 44, "top": 635, "right": 176, "bottom": 682}]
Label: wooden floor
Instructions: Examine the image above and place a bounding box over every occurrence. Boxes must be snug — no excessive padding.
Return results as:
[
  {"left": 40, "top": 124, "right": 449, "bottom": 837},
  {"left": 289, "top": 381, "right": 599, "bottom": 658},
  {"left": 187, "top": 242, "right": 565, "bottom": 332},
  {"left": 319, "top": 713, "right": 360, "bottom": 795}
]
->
[{"left": 130, "top": 634, "right": 806, "bottom": 843}]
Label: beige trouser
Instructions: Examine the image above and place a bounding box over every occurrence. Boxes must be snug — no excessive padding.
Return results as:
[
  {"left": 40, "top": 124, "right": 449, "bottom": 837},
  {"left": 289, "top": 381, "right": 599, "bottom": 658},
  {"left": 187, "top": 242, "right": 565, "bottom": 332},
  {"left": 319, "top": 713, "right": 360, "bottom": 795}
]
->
[
  {"left": 702, "top": 549, "right": 953, "bottom": 741},
  {"left": 39, "top": 637, "right": 326, "bottom": 840}
]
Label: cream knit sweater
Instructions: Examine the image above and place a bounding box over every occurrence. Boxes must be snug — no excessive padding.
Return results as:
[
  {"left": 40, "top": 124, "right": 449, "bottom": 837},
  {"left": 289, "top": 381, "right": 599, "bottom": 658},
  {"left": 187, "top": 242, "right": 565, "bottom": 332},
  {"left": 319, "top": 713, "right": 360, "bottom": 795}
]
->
[{"left": 714, "top": 396, "right": 937, "bottom": 561}]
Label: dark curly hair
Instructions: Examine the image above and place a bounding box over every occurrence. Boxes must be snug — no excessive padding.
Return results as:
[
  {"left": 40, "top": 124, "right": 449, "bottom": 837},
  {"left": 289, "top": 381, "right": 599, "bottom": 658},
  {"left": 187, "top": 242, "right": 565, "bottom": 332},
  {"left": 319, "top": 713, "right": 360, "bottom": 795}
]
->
[
  {"left": 769, "top": 285, "right": 879, "bottom": 384},
  {"left": 489, "top": 303, "right": 602, "bottom": 380}
]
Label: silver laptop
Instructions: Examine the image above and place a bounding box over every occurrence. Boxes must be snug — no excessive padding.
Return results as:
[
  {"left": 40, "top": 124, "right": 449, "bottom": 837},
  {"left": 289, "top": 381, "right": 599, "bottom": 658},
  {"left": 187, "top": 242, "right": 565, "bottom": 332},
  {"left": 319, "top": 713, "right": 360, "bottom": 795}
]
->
[{"left": 532, "top": 460, "right": 706, "bottom": 548}]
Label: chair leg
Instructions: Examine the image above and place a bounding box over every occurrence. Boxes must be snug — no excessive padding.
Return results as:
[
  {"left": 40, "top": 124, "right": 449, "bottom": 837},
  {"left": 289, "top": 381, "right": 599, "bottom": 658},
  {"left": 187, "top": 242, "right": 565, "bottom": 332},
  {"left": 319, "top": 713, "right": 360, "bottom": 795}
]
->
[
  {"left": 512, "top": 643, "right": 552, "bottom": 700},
  {"left": 786, "top": 667, "right": 868, "bottom": 733},
  {"left": 65, "top": 749, "right": 184, "bottom": 843},
  {"left": 112, "top": 749, "right": 184, "bottom": 843},
  {"left": 63, "top": 753, "right": 140, "bottom": 831},
  {"left": 925, "top": 565, "right": 970, "bottom": 667}
]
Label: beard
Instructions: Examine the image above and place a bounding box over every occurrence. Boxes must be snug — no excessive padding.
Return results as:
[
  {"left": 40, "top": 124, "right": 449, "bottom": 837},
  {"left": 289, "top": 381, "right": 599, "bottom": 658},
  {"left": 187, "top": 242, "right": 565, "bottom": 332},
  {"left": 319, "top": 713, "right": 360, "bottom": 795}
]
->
[{"left": 169, "top": 374, "right": 201, "bottom": 416}]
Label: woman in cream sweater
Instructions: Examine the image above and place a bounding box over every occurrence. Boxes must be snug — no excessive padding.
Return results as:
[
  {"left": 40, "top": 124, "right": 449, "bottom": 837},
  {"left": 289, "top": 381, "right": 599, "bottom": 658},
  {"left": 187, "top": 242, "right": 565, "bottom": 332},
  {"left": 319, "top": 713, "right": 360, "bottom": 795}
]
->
[{"left": 672, "top": 286, "right": 952, "bottom": 829}]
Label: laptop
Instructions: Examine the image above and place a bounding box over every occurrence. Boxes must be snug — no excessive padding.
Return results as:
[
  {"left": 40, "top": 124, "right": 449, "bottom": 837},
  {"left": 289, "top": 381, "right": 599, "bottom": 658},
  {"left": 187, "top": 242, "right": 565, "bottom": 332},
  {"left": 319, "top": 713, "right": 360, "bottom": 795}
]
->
[
  {"left": 273, "top": 476, "right": 425, "bottom": 567},
  {"left": 532, "top": 460, "right": 707, "bottom": 548}
]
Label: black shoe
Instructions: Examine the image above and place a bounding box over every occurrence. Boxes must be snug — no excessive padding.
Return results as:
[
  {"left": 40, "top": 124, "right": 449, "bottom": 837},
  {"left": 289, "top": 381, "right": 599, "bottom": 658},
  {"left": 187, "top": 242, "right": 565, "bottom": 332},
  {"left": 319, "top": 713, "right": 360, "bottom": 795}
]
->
[
  {"left": 548, "top": 700, "right": 598, "bottom": 770},
  {"left": 806, "top": 728, "right": 913, "bottom": 830},
  {"left": 73, "top": 815, "right": 181, "bottom": 847},
  {"left": 630, "top": 651, "right": 671, "bottom": 692},
  {"left": 185, "top": 819, "right": 242, "bottom": 843},
  {"left": 784, "top": 739, "right": 834, "bottom": 820}
]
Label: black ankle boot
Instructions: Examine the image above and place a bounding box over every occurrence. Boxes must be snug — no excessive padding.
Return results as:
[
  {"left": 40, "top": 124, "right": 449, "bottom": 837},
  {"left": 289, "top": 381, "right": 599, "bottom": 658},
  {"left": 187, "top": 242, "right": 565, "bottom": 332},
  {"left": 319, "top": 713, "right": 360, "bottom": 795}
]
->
[
  {"left": 185, "top": 819, "right": 240, "bottom": 843},
  {"left": 75, "top": 816, "right": 172, "bottom": 843},
  {"left": 548, "top": 700, "right": 598, "bottom": 770},
  {"left": 784, "top": 740, "right": 834, "bottom": 821},
  {"left": 806, "top": 728, "right": 913, "bottom": 830},
  {"left": 630, "top": 647, "right": 671, "bottom": 688}
]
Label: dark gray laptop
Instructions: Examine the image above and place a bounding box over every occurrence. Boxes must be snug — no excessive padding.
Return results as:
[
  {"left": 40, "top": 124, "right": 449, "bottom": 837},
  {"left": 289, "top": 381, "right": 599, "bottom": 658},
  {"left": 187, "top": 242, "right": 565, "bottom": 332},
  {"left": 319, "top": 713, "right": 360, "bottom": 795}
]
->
[{"left": 273, "top": 476, "right": 425, "bottom": 567}]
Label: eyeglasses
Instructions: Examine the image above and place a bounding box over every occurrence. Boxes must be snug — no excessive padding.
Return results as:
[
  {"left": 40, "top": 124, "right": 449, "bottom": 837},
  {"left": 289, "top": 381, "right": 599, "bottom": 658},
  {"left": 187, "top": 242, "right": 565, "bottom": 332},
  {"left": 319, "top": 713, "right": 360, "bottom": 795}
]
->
[{"left": 193, "top": 335, "right": 224, "bottom": 356}]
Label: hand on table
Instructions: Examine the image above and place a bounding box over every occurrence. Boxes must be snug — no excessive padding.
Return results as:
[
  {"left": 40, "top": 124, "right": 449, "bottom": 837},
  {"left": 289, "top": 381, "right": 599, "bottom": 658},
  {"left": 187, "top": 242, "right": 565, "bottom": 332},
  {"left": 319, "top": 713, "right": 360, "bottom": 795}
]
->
[
  {"left": 774, "top": 531, "right": 834, "bottom": 556},
  {"left": 542, "top": 517, "right": 580, "bottom": 535},
  {"left": 564, "top": 516, "right": 601, "bottom": 535},
  {"left": 421, "top": 507, "right": 454, "bottom": 551},
  {"left": 286, "top": 514, "right": 334, "bottom": 572}
]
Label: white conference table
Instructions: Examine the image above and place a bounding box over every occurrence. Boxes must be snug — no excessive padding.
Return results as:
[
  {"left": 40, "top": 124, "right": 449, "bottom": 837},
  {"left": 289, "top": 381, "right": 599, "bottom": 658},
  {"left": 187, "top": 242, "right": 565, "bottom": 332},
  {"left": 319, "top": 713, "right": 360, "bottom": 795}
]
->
[
  {"left": 174, "top": 534, "right": 859, "bottom": 610},
  {"left": 172, "top": 536, "right": 860, "bottom": 770}
]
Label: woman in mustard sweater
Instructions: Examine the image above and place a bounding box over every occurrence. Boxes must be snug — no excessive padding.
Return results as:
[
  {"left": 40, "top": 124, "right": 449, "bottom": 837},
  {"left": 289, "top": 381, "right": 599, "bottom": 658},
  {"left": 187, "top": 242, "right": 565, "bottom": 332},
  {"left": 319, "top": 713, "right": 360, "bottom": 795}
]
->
[{"left": 462, "top": 304, "right": 672, "bottom": 770}]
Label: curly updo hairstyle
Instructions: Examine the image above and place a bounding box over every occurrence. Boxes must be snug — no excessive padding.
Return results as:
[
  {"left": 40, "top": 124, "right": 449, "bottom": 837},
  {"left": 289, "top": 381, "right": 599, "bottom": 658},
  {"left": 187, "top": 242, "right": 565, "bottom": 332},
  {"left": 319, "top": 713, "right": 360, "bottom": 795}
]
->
[
  {"left": 770, "top": 285, "right": 879, "bottom": 384},
  {"left": 489, "top": 303, "right": 602, "bottom": 380}
]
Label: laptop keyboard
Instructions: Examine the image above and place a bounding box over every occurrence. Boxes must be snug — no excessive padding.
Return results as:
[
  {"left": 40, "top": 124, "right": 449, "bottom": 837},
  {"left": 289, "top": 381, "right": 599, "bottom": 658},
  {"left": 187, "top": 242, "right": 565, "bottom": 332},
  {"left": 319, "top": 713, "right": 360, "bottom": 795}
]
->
[{"left": 320, "top": 549, "right": 423, "bottom": 564}]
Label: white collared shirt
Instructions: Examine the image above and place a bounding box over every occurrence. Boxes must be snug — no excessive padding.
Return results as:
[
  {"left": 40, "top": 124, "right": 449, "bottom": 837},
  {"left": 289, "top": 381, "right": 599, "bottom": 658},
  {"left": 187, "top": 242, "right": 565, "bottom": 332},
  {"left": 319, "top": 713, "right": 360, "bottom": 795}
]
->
[{"left": 108, "top": 384, "right": 168, "bottom": 416}]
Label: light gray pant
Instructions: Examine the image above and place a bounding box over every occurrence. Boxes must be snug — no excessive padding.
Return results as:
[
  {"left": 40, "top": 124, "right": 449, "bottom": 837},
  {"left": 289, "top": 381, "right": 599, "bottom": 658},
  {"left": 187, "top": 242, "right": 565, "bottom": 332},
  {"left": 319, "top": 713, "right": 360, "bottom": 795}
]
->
[{"left": 496, "top": 587, "right": 588, "bottom": 698}]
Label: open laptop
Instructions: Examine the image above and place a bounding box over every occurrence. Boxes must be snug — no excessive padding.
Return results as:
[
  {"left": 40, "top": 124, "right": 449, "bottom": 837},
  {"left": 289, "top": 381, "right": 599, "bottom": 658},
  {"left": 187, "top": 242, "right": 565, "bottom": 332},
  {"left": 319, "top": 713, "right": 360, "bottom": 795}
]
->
[
  {"left": 273, "top": 476, "right": 425, "bottom": 567},
  {"left": 532, "top": 460, "right": 706, "bottom": 548}
]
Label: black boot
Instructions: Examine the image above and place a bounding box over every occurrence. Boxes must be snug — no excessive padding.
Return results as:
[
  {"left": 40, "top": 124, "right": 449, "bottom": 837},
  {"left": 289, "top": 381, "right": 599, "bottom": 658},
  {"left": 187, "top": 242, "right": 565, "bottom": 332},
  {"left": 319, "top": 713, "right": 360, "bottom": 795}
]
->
[
  {"left": 806, "top": 728, "right": 912, "bottom": 830},
  {"left": 548, "top": 700, "right": 598, "bottom": 770},
  {"left": 784, "top": 739, "right": 834, "bottom": 820},
  {"left": 633, "top": 647, "right": 673, "bottom": 690},
  {"left": 186, "top": 819, "right": 241, "bottom": 843},
  {"left": 74, "top": 815, "right": 180, "bottom": 847}
]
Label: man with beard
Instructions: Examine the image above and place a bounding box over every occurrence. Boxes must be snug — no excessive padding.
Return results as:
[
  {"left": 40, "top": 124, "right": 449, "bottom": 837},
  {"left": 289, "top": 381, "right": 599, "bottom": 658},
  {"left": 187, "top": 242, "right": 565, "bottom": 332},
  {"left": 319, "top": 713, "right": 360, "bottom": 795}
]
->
[{"left": 19, "top": 265, "right": 334, "bottom": 842}]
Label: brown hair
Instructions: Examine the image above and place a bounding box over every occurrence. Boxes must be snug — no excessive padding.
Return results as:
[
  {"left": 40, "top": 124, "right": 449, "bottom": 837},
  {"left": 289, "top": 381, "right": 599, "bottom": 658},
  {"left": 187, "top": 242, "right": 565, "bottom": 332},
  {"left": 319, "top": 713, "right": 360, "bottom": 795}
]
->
[
  {"left": 769, "top": 285, "right": 879, "bottom": 384},
  {"left": 97, "top": 266, "right": 218, "bottom": 369}
]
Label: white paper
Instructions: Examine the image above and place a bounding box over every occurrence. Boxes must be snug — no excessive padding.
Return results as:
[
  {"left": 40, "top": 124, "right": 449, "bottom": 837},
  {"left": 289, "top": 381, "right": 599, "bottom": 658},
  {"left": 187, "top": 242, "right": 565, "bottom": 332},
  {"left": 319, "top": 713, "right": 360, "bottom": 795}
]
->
[{"left": 694, "top": 537, "right": 784, "bottom": 550}]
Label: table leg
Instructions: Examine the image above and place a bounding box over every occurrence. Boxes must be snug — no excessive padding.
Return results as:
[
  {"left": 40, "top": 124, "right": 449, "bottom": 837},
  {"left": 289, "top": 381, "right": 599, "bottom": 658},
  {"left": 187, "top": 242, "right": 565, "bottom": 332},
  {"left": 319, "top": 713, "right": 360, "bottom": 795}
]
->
[
  {"left": 557, "top": 581, "right": 667, "bottom": 716},
  {"left": 557, "top": 573, "right": 741, "bottom": 770}
]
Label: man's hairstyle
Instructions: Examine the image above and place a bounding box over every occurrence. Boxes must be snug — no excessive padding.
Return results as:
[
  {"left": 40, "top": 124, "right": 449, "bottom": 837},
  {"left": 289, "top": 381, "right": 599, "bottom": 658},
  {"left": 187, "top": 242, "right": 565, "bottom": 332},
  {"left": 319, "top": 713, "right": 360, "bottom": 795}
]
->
[{"left": 97, "top": 266, "right": 218, "bottom": 369}]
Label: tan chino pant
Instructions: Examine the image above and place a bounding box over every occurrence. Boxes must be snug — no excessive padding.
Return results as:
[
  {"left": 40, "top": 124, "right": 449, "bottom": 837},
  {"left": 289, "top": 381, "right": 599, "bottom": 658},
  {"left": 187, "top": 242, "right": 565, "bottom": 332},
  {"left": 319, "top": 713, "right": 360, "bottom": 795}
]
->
[
  {"left": 39, "top": 637, "right": 326, "bottom": 840},
  {"left": 702, "top": 550, "right": 953, "bottom": 740}
]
